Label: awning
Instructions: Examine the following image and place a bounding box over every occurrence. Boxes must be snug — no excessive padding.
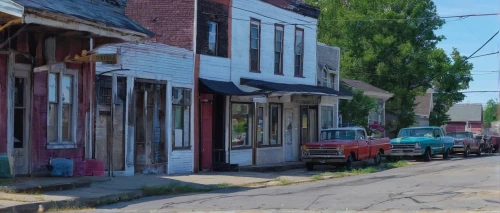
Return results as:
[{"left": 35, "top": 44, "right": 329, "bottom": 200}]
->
[
  {"left": 240, "top": 78, "right": 347, "bottom": 96},
  {"left": 199, "top": 78, "right": 258, "bottom": 96}
]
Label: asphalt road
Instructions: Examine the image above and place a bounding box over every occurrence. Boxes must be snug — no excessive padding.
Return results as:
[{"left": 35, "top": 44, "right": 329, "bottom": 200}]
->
[{"left": 88, "top": 155, "right": 500, "bottom": 212}]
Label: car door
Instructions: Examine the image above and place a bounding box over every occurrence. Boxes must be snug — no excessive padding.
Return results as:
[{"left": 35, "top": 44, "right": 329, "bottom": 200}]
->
[
  {"left": 356, "top": 130, "right": 370, "bottom": 159},
  {"left": 433, "top": 128, "right": 443, "bottom": 154}
]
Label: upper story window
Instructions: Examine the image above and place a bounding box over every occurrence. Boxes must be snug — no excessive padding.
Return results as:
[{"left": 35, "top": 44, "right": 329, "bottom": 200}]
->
[
  {"left": 294, "top": 28, "right": 304, "bottom": 77},
  {"left": 274, "top": 25, "right": 284, "bottom": 75},
  {"left": 208, "top": 22, "right": 218, "bottom": 55},
  {"left": 250, "top": 18, "right": 261, "bottom": 72}
]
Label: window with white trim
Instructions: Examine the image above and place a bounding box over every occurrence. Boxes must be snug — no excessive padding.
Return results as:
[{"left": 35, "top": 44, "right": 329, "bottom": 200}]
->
[{"left": 47, "top": 66, "right": 78, "bottom": 149}]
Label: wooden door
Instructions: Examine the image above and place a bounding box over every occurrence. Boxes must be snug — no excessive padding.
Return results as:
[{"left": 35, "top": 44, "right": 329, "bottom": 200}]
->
[{"left": 200, "top": 100, "right": 213, "bottom": 170}]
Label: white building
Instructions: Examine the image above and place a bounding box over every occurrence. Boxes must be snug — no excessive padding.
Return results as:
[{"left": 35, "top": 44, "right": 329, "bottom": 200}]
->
[
  {"left": 95, "top": 43, "right": 194, "bottom": 175},
  {"left": 197, "top": 0, "right": 347, "bottom": 169}
]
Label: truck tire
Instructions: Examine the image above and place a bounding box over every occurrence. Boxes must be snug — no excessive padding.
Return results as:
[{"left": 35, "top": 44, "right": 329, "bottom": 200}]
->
[
  {"left": 443, "top": 148, "right": 450, "bottom": 160},
  {"left": 476, "top": 147, "right": 482, "bottom": 157},
  {"left": 464, "top": 146, "right": 470, "bottom": 158},
  {"left": 423, "top": 148, "right": 431, "bottom": 162},
  {"left": 374, "top": 152, "right": 382, "bottom": 165},
  {"left": 306, "top": 162, "right": 314, "bottom": 171},
  {"left": 345, "top": 155, "right": 353, "bottom": 171}
]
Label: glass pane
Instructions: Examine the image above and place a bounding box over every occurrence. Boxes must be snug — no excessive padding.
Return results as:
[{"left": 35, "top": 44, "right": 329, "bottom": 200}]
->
[
  {"left": 231, "top": 104, "right": 252, "bottom": 147},
  {"left": 49, "top": 73, "right": 58, "bottom": 103},
  {"left": 62, "top": 75, "right": 72, "bottom": 104},
  {"left": 275, "top": 62, "right": 280, "bottom": 74},
  {"left": 301, "top": 107, "right": 308, "bottom": 144},
  {"left": 48, "top": 103, "right": 58, "bottom": 142},
  {"left": 309, "top": 109, "right": 318, "bottom": 142},
  {"left": 251, "top": 60, "right": 258, "bottom": 71},
  {"left": 276, "top": 30, "right": 283, "bottom": 42},
  {"left": 257, "top": 107, "right": 264, "bottom": 145},
  {"left": 14, "top": 78, "right": 24, "bottom": 107},
  {"left": 13, "top": 108, "right": 24, "bottom": 148},
  {"left": 62, "top": 104, "right": 72, "bottom": 141},
  {"left": 270, "top": 105, "right": 279, "bottom": 145},
  {"left": 275, "top": 41, "right": 282, "bottom": 51},
  {"left": 183, "top": 106, "right": 190, "bottom": 147},
  {"left": 251, "top": 26, "right": 258, "bottom": 38},
  {"left": 251, "top": 38, "right": 258, "bottom": 49},
  {"left": 173, "top": 106, "right": 184, "bottom": 147},
  {"left": 275, "top": 52, "right": 281, "bottom": 63},
  {"left": 321, "top": 106, "right": 334, "bottom": 129}
]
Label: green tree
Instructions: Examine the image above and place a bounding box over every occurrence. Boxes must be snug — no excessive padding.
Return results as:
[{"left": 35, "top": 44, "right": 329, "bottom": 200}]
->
[
  {"left": 307, "top": 0, "right": 472, "bottom": 134},
  {"left": 339, "top": 89, "right": 377, "bottom": 131},
  {"left": 484, "top": 99, "right": 499, "bottom": 126}
]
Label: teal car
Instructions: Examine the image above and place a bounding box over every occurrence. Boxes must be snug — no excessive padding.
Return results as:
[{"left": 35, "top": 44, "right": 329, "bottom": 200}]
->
[{"left": 387, "top": 126, "right": 454, "bottom": 162}]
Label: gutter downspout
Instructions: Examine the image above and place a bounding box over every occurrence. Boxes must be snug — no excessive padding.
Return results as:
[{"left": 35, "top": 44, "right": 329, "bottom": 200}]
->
[{"left": 192, "top": 0, "right": 198, "bottom": 173}]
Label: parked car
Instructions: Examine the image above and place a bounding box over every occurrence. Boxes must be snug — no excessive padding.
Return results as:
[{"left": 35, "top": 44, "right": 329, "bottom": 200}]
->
[
  {"left": 491, "top": 136, "right": 500, "bottom": 153},
  {"left": 387, "top": 126, "right": 454, "bottom": 162},
  {"left": 447, "top": 132, "right": 481, "bottom": 157},
  {"left": 301, "top": 127, "right": 391, "bottom": 171}
]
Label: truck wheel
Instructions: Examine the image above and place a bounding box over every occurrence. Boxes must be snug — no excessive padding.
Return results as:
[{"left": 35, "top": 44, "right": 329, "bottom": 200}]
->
[
  {"left": 374, "top": 152, "right": 382, "bottom": 165},
  {"left": 306, "top": 162, "right": 314, "bottom": 171},
  {"left": 464, "top": 147, "right": 470, "bottom": 158},
  {"left": 443, "top": 148, "right": 450, "bottom": 160},
  {"left": 476, "top": 148, "right": 482, "bottom": 157},
  {"left": 423, "top": 148, "right": 431, "bottom": 162},
  {"left": 345, "top": 155, "right": 353, "bottom": 171}
]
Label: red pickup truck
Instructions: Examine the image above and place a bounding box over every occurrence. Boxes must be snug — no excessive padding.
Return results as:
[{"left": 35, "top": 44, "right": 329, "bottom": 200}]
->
[
  {"left": 301, "top": 127, "right": 391, "bottom": 171},
  {"left": 447, "top": 132, "right": 481, "bottom": 157}
]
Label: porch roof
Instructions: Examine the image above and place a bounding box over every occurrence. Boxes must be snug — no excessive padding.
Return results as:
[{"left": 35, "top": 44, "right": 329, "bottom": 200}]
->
[
  {"left": 240, "top": 78, "right": 346, "bottom": 97},
  {"left": 199, "top": 78, "right": 259, "bottom": 96},
  {"left": 6, "top": 0, "right": 152, "bottom": 41}
]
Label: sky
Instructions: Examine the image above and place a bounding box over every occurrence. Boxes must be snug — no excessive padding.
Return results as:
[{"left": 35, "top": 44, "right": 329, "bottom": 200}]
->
[{"left": 433, "top": 0, "right": 499, "bottom": 105}]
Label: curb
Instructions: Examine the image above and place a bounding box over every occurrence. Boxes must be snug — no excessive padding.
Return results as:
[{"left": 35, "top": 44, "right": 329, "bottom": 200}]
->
[
  {"left": 0, "top": 181, "right": 93, "bottom": 193},
  {"left": 0, "top": 190, "right": 143, "bottom": 213},
  {"left": 239, "top": 163, "right": 305, "bottom": 173}
]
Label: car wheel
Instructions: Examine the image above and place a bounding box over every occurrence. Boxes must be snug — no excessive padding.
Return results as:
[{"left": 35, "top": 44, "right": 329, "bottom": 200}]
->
[
  {"left": 423, "top": 148, "right": 431, "bottom": 162},
  {"left": 374, "top": 152, "right": 382, "bottom": 165},
  {"left": 306, "top": 162, "right": 314, "bottom": 171},
  {"left": 443, "top": 148, "right": 450, "bottom": 160},
  {"left": 477, "top": 147, "right": 482, "bottom": 157},
  {"left": 345, "top": 155, "right": 353, "bottom": 171},
  {"left": 464, "top": 147, "right": 470, "bottom": 158}
]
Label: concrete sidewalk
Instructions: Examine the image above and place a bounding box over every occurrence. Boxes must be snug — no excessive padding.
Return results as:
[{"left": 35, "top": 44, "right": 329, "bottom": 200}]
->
[{"left": 0, "top": 169, "right": 323, "bottom": 213}]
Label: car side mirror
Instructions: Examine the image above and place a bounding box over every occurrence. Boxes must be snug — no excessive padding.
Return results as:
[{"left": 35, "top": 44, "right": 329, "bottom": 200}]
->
[{"left": 436, "top": 134, "right": 441, "bottom": 138}]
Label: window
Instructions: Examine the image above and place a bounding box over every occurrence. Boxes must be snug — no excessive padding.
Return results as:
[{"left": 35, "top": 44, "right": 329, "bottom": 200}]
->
[
  {"left": 269, "top": 104, "right": 282, "bottom": 145},
  {"left": 329, "top": 74, "right": 335, "bottom": 89},
  {"left": 274, "top": 25, "right": 284, "bottom": 75},
  {"left": 257, "top": 107, "right": 264, "bottom": 145},
  {"left": 356, "top": 130, "right": 365, "bottom": 140},
  {"left": 172, "top": 88, "right": 191, "bottom": 149},
  {"left": 208, "top": 22, "right": 218, "bottom": 55},
  {"left": 250, "top": 19, "right": 260, "bottom": 72},
  {"left": 231, "top": 103, "right": 253, "bottom": 148},
  {"left": 294, "top": 28, "right": 304, "bottom": 77},
  {"left": 47, "top": 68, "right": 78, "bottom": 149},
  {"left": 321, "top": 106, "right": 334, "bottom": 129}
]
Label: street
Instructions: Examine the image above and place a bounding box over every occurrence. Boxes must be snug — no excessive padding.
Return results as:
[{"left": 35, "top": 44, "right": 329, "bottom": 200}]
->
[{"left": 82, "top": 155, "right": 500, "bottom": 212}]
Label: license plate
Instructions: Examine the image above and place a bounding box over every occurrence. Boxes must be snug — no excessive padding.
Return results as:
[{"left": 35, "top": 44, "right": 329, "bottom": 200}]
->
[{"left": 317, "top": 159, "right": 325, "bottom": 163}]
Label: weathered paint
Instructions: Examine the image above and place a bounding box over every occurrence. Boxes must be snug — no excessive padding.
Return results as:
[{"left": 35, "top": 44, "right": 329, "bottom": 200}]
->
[
  {"left": 200, "top": 93, "right": 213, "bottom": 170},
  {"left": 0, "top": 54, "right": 7, "bottom": 154}
]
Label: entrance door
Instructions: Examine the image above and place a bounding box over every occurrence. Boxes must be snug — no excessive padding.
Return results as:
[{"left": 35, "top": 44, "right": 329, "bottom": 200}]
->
[
  {"left": 200, "top": 94, "right": 213, "bottom": 170},
  {"left": 12, "top": 65, "right": 31, "bottom": 175},
  {"left": 285, "top": 110, "right": 294, "bottom": 161}
]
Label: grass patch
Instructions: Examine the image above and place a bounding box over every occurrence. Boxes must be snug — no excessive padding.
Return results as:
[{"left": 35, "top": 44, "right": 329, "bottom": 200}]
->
[
  {"left": 0, "top": 179, "right": 14, "bottom": 185},
  {"left": 311, "top": 160, "right": 409, "bottom": 181},
  {"left": 386, "top": 160, "right": 409, "bottom": 169},
  {"left": 311, "top": 174, "right": 324, "bottom": 180},
  {"left": 0, "top": 197, "right": 29, "bottom": 202},
  {"left": 140, "top": 182, "right": 217, "bottom": 197},
  {"left": 46, "top": 202, "right": 92, "bottom": 212},
  {"left": 275, "top": 178, "right": 294, "bottom": 186},
  {"left": 216, "top": 183, "right": 231, "bottom": 189}
]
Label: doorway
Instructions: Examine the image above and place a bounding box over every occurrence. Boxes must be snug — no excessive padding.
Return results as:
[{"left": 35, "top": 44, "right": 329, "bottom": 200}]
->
[
  {"left": 300, "top": 106, "right": 318, "bottom": 145},
  {"left": 199, "top": 93, "right": 213, "bottom": 171},
  {"left": 11, "top": 64, "right": 31, "bottom": 175},
  {"left": 285, "top": 109, "right": 295, "bottom": 162}
]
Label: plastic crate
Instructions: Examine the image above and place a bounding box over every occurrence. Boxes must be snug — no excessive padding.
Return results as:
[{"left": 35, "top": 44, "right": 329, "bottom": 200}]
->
[{"left": 73, "top": 159, "right": 87, "bottom": 177}]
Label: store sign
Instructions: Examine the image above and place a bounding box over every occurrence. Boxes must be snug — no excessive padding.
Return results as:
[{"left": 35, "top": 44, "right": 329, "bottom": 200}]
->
[
  {"left": 291, "top": 95, "right": 321, "bottom": 105},
  {"left": 252, "top": 97, "right": 267, "bottom": 103},
  {"left": 94, "top": 54, "right": 118, "bottom": 64}
]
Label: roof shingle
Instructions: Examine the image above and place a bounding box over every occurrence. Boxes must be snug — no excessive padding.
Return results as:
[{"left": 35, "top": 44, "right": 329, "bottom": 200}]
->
[
  {"left": 447, "top": 104, "right": 483, "bottom": 122},
  {"left": 341, "top": 78, "right": 392, "bottom": 95}
]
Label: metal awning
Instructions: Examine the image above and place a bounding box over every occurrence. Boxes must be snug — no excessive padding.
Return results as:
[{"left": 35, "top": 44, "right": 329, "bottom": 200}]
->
[
  {"left": 199, "top": 78, "right": 258, "bottom": 96},
  {"left": 240, "top": 78, "right": 346, "bottom": 96}
]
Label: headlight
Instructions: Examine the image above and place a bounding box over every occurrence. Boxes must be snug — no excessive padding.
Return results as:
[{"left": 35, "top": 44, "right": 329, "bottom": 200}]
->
[
  {"left": 302, "top": 151, "right": 309, "bottom": 156},
  {"left": 338, "top": 149, "right": 344, "bottom": 155},
  {"left": 301, "top": 145, "right": 308, "bottom": 151},
  {"left": 415, "top": 142, "right": 421, "bottom": 149}
]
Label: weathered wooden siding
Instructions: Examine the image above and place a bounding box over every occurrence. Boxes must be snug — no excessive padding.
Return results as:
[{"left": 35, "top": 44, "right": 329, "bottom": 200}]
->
[
  {"left": 199, "top": 55, "right": 231, "bottom": 81},
  {"left": 230, "top": 0, "right": 318, "bottom": 86},
  {"left": 0, "top": 54, "right": 7, "bottom": 154}
]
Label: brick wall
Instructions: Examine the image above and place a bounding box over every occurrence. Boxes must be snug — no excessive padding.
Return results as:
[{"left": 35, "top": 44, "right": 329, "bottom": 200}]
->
[
  {"left": 197, "top": 0, "right": 229, "bottom": 57},
  {"left": 125, "top": 0, "right": 194, "bottom": 50}
]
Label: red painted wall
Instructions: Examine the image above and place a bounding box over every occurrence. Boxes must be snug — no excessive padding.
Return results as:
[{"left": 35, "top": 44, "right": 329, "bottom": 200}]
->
[
  {"left": 31, "top": 37, "right": 94, "bottom": 173},
  {"left": 446, "top": 122, "right": 465, "bottom": 133},
  {"left": 0, "top": 54, "right": 7, "bottom": 154}
]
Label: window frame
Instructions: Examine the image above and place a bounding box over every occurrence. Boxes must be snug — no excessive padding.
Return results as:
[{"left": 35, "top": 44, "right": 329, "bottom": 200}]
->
[
  {"left": 230, "top": 102, "right": 254, "bottom": 150},
  {"left": 46, "top": 66, "right": 78, "bottom": 149},
  {"left": 267, "top": 103, "right": 283, "bottom": 147},
  {"left": 172, "top": 87, "right": 192, "bottom": 150},
  {"left": 249, "top": 18, "right": 261, "bottom": 72},
  {"left": 294, "top": 27, "right": 304, "bottom": 77},
  {"left": 274, "top": 24, "right": 284, "bottom": 75},
  {"left": 208, "top": 21, "right": 218, "bottom": 56}
]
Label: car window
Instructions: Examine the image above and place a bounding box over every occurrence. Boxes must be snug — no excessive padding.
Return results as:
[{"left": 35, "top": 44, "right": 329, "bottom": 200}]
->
[
  {"left": 433, "top": 129, "right": 440, "bottom": 137},
  {"left": 357, "top": 130, "right": 365, "bottom": 140}
]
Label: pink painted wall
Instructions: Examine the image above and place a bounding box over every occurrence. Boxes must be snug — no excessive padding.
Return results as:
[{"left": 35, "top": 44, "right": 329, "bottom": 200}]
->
[{"left": 0, "top": 54, "right": 7, "bottom": 154}]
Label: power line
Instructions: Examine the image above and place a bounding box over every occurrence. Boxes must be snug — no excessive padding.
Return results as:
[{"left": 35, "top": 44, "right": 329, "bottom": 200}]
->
[
  {"left": 466, "top": 31, "right": 499, "bottom": 59},
  {"left": 468, "top": 51, "right": 499, "bottom": 59}
]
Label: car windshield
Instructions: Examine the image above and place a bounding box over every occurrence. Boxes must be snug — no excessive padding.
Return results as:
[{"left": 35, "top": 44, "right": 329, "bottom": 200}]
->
[
  {"left": 447, "top": 132, "right": 468, "bottom": 138},
  {"left": 320, "top": 130, "right": 356, "bottom": 141},
  {"left": 398, "top": 128, "right": 434, "bottom": 138}
]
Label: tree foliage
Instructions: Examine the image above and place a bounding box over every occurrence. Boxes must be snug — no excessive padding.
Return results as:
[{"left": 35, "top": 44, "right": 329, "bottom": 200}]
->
[
  {"left": 484, "top": 99, "right": 499, "bottom": 126},
  {"left": 339, "top": 89, "right": 377, "bottom": 131},
  {"left": 307, "top": 0, "right": 473, "bottom": 133}
]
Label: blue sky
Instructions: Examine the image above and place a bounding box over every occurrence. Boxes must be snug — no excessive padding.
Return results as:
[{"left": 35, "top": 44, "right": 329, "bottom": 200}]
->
[{"left": 433, "top": 0, "right": 499, "bottom": 104}]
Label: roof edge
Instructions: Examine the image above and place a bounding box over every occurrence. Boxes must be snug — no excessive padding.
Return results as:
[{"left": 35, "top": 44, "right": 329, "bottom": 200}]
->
[{"left": 0, "top": 0, "right": 23, "bottom": 18}]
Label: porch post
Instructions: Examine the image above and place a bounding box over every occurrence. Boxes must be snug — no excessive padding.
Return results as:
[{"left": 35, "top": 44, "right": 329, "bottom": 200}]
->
[{"left": 6, "top": 53, "right": 14, "bottom": 176}]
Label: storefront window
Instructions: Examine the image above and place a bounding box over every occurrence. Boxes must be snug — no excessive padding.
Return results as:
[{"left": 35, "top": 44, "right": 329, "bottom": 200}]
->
[
  {"left": 269, "top": 104, "right": 282, "bottom": 145},
  {"left": 231, "top": 103, "right": 253, "bottom": 148},
  {"left": 321, "top": 106, "right": 334, "bottom": 129},
  {"left": 257, "top": 107, "right": 264, "bottom": 145},
  {"left": 172, "top": 88, "right": 191, "bottom": 148}
]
